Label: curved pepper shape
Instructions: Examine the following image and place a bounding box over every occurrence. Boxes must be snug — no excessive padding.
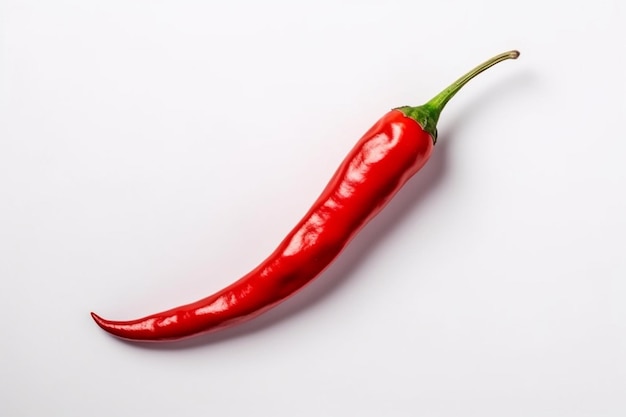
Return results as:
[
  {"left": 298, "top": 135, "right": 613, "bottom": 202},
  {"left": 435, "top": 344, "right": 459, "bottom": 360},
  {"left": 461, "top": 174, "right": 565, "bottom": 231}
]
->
[{"left": 92, "top": 50, "right": 519, "bottom": 342}]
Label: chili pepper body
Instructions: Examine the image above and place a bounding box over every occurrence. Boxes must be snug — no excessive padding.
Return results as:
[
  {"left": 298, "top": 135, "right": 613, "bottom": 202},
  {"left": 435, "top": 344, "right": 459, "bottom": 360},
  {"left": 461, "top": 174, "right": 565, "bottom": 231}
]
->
[
  {"left": 92, "top": 51, "right": 519, "bottom": 342},
  {"left": 91, "top": 110, "right": 433, "bottom": 341}
]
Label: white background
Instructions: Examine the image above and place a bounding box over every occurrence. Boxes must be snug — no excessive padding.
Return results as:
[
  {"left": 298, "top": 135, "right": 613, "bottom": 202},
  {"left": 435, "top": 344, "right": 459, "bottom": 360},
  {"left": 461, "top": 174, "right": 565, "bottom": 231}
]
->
[{"left": 1, "top": 1, "right": 624, "bottom": 416}]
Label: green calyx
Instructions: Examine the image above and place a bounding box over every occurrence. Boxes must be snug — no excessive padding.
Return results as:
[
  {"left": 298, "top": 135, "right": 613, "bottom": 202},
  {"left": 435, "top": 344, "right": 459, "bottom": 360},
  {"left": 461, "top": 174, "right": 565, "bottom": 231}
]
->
[
  {"left": 395, "top": 104, "right": 441, "bottom": 143},
  {"left": 395, "top": 50, "right": 520, "bottom": 144}
]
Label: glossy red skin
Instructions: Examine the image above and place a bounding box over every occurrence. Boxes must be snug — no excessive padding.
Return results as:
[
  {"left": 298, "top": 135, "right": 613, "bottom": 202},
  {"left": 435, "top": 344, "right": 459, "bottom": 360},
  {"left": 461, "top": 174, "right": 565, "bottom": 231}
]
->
[{"left": 92, "top": 109, "right": 434, "bottom": 341}]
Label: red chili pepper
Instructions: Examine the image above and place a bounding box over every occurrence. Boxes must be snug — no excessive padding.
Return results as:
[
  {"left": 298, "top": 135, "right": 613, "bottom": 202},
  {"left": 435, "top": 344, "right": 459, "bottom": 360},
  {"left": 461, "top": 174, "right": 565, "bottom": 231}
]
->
[{"left": 92, "top": 50, "right": 519, "bottom": 342}]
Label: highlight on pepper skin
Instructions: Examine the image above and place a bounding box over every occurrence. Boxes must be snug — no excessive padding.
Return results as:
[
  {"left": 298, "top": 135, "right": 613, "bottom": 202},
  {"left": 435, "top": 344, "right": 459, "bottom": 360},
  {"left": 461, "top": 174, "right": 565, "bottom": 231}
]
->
[{"left": 91, "top": 50, "right": 520, "bottom": 342}]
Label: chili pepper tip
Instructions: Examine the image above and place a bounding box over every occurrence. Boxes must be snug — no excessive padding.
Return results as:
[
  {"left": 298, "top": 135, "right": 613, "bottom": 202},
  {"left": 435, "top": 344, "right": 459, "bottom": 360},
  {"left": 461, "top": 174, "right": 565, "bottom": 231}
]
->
[
  {"left": 90, "top": 312, "right": 105, "bottom": 327},
  {"left": 91, "top": 312, "right": 122, "bottom": 336}
]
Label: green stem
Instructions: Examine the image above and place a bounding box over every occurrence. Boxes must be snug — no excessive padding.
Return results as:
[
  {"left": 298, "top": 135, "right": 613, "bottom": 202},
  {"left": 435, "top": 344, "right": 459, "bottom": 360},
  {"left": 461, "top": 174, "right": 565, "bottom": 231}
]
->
[
  {"left": 427, "top": 50, "right": 520, "bottom": 111},
  {"left": 396, "top": 50, "right": 519, "bottom": 143}
]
